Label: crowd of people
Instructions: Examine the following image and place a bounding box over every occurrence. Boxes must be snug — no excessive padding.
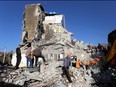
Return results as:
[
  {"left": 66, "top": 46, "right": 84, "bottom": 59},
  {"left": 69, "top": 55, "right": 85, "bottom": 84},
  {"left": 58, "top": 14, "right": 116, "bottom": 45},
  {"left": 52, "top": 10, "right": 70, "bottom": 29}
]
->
[{"left": 15, "top": 43, "right": 47, "bottom": 69}]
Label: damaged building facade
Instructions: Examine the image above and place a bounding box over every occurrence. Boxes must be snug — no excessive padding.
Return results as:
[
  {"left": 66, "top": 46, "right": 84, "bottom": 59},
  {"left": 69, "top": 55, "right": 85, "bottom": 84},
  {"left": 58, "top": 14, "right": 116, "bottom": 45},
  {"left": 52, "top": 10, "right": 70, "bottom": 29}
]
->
[
  {"left": 21, "top": 4, "right": 45, "bottom": 44},
  {"left": 21, "top": 4, "right": 81, "bottom": 60},
  {"left": 1, "top": 3, "right": 116, "bottom": 87}
]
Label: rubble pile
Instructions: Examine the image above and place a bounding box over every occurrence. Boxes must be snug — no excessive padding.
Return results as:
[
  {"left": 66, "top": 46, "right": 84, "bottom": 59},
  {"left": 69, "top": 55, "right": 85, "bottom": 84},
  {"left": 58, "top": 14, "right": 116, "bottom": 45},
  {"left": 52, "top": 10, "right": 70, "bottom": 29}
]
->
[
  {"left": 92, "top": 68, "right": 116, "bottom": 87},
  {"left": 1, "top": 51, "right": 116, "bottom": 87},
  {"left": 0, "top": 61, "right": 64, "bottom": 87},
  {"left": 0, "top": 58, "right": 107, "bottom": 87},
  {"left": 1, "top": 3, "right": 116, "bottom": 87}
]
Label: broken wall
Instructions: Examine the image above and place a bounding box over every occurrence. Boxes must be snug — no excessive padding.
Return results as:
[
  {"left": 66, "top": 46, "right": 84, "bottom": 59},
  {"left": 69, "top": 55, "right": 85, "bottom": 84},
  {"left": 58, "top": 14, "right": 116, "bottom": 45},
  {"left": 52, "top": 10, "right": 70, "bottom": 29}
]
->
[
  {"left": 22, "top": 4, "right": 45, "bottom": 44},
  {"left": 20, "top": 3, "right": 90, "bottom": 63}
]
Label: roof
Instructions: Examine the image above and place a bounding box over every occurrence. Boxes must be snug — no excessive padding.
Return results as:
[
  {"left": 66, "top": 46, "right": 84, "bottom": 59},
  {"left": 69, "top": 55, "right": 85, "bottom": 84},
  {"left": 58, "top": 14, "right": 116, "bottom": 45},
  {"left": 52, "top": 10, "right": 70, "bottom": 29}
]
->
[{"left": 0, "top": 52, "right": 4, "bottom": 56}]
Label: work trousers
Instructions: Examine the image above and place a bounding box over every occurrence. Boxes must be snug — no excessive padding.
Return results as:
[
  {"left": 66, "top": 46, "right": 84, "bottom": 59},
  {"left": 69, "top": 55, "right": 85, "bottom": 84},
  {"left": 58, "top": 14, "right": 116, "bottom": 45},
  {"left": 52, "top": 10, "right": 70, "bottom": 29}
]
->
[
  {"left": 62, "top": 66, "right": 72, "bottom": 83},
  {"left": 15, "top": 56, "right": 21, "bottom": 69},
  {"left": 26, "top": 56, "right": 33, "bottom": 68},
  {"left": 35, "top": 55, "right": 46, "bottom": 67}
]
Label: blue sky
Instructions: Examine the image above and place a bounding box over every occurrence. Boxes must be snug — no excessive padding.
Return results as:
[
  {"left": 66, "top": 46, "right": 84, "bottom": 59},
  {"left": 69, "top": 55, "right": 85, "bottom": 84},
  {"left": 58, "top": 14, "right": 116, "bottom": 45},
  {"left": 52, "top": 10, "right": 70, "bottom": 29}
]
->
[{"left": 0, "top": 1, "right": 116, "bottom": 52}]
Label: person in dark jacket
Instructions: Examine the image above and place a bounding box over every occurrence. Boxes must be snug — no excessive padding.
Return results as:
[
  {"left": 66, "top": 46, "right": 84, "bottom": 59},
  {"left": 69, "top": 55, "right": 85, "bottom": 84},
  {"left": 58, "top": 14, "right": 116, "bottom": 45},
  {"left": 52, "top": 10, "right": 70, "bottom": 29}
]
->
[
  {"left": 32, "top": 47, "right": 46, "bottom": 67},
  {"left": 9, "top": 50, "right": 13, "bottom": 66},
  {"left": 15, "top": 44, "right": 22, "bottom": 69}
]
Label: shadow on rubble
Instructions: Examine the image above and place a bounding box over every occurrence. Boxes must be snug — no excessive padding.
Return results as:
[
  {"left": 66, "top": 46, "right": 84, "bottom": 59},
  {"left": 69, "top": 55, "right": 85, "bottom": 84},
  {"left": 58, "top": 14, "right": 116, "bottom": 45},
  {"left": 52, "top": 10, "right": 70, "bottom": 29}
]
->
[
  {"left": 0, "top": 63, "right": 22, "bottom": 87},
  {"left": 91, "top": 66, "right": 116, "bottom": 87},
  {"left": 0, "top": 81, "right": 23, "bottom": 87}
]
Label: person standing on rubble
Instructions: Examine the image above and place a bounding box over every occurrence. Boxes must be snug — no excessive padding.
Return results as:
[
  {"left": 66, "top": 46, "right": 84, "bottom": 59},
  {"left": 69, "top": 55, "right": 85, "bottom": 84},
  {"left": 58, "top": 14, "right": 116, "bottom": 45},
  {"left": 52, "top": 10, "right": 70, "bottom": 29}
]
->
[
  {"left": 26, "top": 43, "right": 33, "bottom": 68},
  {"left": 97, "top": 43, "right": 102, "bottom": 50},
  {"left": 59, "top": 54, "right": 74, "bottom": 83},
  {"left": 32, "top": 47, "right": 47, "bottom": 67},
  {"left": 9, "top": 50, "right": 13, "bottom": 66},
  {"left": 15, "top": 44, "right": 22, "bottom": 69}
]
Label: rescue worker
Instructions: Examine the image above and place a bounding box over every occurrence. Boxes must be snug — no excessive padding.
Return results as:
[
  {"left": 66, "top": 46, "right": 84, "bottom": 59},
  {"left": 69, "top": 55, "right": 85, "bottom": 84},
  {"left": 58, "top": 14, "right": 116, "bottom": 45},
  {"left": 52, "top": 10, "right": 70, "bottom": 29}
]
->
[
  {"left": 59, "top": 54, "right": 75, "bottom": 83},
  {"left": 32, "top": 47, "right": 47, "bottom": 67},
  {"left": 15, "top": 44, "right": 22, "bottom": 69}
]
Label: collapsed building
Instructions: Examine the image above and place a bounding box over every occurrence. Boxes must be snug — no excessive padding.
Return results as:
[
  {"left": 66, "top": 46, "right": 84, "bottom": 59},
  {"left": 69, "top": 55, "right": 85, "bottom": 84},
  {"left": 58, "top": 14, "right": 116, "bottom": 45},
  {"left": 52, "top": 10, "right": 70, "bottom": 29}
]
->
[
  {"left": 1, "top": 3, "right": 116, "bottom": 87},
  {"left": 11, "top": 3, "right": 90, "bottom": 67},
  {"left": 21, "top": 4, "right": 88, "bottom": 60}
]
